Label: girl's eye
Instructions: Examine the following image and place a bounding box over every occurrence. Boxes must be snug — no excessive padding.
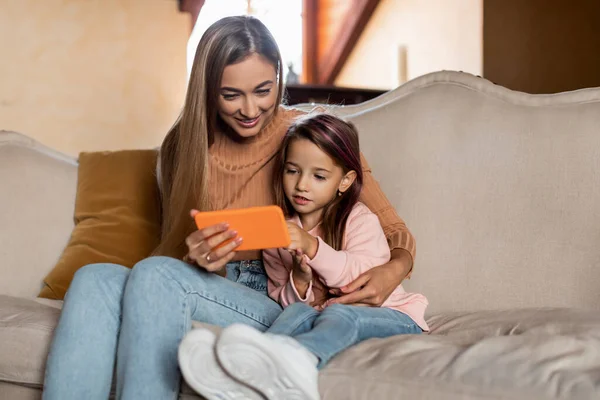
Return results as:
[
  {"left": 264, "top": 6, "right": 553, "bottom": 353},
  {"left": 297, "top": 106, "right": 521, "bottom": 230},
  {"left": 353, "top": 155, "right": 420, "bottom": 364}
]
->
[
  {"left": 285, "top": 169, "right": 298, "bottom": 174},
  {"left": 222, "top": 93, "right": 239, "bottom": 100},
  {"left": 256, "top": 89, "right": 271, "bottom": 96},
  {"left": 314, "top": 175, "right": 326, "bottom": 181}
]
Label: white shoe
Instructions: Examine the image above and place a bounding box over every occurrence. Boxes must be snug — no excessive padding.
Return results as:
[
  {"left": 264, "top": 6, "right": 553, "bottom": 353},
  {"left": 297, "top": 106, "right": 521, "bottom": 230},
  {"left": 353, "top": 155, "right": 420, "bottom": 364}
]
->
[
  {"left": 178, "top": 328, "right": 264, "bottom": 400},
  {"left": 216, "top": 324, "right": 320, "bottom": 400}
]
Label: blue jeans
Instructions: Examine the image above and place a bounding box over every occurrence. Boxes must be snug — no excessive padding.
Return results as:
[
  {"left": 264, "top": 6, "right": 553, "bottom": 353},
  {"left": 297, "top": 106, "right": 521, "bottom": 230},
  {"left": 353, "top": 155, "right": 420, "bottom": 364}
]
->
[
  {"left": 267, "top": 302, "right": 423, "bottom": 369},
  {"left": 43, "top": 257, "right": 282, "bottom": 400}
]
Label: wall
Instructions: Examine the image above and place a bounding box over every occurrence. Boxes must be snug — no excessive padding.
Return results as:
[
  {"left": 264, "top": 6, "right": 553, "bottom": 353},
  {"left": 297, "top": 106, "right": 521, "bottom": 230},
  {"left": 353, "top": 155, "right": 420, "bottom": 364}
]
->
[
  {"left": 317, "top": 0, "right": 355, "bottom": 63},
  {"left": 335, "top": 0, "right": 483, "bottom": 90},
  {"left": 484, "top": 0, "right": 600, "bottom": 94},
  {"left": 0, "top": 0, "right": 189, "bottom": 156}
]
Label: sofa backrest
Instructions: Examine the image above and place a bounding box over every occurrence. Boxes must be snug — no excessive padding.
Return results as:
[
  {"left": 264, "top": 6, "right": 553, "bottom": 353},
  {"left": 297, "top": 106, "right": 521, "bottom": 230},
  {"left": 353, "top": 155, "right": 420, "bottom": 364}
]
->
[
  {"left": 0, "top": 132, "right": 77, "bottom": 297},
  {"left": 2, "top": 71, "right": 599, "bottom": 314},
  {"left": 340, "top": 71, "right": 600, "bottom": 315}
]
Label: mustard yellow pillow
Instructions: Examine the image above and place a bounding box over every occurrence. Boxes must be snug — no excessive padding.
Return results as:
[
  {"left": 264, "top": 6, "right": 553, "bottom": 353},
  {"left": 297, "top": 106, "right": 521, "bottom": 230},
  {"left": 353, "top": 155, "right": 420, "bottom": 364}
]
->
[{"left": 39, "top": 150, "right": 161, "bottom": 299}]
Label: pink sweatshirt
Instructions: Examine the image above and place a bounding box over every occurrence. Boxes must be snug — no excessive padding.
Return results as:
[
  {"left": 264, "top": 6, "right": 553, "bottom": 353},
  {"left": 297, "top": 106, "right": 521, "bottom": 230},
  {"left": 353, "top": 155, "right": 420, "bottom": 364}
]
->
[{"left": 263, "top": 202, "right": 429, "bottom": 331}]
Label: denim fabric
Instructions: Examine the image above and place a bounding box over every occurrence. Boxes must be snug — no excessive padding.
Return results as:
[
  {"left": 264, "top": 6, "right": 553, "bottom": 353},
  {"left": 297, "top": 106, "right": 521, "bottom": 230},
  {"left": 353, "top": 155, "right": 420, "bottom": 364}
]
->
[
  {"left": 267, "top": 302, "right": 423, "bottom": 369},
  {"left": 225, "top": 260, "right": 268, "bottom": 294},
  {"left": 43, "top": 257, "right": 282, "bottom": 400}
]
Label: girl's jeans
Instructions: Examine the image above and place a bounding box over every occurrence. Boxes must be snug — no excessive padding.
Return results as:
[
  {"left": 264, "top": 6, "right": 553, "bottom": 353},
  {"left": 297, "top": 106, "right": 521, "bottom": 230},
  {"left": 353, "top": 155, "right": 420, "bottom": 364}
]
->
[{"left": 268, "top": 302, "right": 423, "bottom": 369}]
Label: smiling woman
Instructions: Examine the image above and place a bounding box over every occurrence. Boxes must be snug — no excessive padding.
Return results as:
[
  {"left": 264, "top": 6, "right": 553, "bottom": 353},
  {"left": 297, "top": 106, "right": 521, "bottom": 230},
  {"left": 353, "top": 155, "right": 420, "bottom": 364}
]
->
[{"left": 158, "top": 16, "right": 287, "bottom": 259}]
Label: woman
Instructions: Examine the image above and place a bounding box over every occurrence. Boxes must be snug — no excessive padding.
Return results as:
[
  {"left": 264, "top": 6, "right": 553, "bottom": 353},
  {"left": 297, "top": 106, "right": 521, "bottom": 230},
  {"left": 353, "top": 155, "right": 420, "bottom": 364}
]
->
[{"left": 43, "top": 16, "right": 416, "bottom": 400}]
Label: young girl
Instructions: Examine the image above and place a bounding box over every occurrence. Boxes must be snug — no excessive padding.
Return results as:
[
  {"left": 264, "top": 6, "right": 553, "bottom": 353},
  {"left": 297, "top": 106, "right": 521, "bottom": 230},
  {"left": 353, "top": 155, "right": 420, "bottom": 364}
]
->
[{"left": 179, "top": 114, "right": 429, "bottom": 400}]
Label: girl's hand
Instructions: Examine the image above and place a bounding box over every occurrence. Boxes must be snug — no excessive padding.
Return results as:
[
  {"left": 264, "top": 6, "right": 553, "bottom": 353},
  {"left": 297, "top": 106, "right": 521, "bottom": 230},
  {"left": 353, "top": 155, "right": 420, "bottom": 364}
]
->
[
  {"left": 286, "top": 222, "right": 319, "bottom": 259},
  {"left": 184, "top": 209, "right": 243, "bottom": 273},
  {"left": 291, "top": 249, "right": 312, "bottom": 298}
]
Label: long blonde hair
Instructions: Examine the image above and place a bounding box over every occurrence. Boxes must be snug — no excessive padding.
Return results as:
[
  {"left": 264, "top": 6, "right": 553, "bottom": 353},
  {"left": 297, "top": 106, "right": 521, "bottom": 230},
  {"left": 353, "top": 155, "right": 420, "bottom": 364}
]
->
[{"left": 155, "top": 16, "right": 285, "bottom": 258}]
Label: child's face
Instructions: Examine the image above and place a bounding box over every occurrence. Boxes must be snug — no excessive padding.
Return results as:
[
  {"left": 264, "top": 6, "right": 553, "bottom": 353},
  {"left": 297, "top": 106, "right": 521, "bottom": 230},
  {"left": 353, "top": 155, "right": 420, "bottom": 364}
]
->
[{"left": 283, "top": 138, "right": 345, "bottom": 221}]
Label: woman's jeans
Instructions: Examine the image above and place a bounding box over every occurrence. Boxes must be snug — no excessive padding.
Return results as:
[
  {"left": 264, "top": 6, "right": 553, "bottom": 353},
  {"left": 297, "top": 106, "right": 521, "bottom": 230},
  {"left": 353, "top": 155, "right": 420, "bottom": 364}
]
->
[
  {"left": 43, "top": 257, "right": 282, "bottom": 400},
  {"left": 267, "top": 302, "right": 423, "bottom": 369}
]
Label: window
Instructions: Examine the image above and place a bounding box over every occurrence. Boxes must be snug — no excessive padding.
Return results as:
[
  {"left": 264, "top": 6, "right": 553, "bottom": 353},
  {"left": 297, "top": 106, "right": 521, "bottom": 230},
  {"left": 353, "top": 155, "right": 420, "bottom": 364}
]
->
[{"left": 187, "top": 0, "right": 303, "bottom": 81}]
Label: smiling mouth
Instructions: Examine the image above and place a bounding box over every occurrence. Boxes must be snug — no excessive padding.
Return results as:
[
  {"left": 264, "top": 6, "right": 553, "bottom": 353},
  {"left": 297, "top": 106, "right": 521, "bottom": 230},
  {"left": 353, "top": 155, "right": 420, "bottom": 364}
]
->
[{"left": 235, "top": 115, "right": 260, "bottom": 128}]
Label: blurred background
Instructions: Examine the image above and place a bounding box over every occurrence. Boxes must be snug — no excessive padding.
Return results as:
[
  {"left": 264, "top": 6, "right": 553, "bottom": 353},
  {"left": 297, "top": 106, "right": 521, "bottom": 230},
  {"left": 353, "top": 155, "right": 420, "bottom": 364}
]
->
[{"left": 1, "top": 0, "right": 599, "bottom": 155}]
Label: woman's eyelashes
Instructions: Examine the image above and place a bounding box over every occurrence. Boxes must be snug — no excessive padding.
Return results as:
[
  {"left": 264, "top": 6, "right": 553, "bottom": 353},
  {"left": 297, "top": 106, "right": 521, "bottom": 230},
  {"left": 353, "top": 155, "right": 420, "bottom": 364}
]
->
[
  {"left": 220, "top": 88, "right": 271, "bottom": 101},
  {"left": 255, "top": 88, "right": 271, "bottom": 96},
  {"left": 221, "top": 93, "right": 239, "bottom": 100}
]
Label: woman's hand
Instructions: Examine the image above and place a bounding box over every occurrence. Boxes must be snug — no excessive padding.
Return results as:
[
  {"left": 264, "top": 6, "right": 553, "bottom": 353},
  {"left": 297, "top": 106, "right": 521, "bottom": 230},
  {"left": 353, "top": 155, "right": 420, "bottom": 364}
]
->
[
  {"left": 184, "top": 209, "right": 243, "bottom": 274},
  {"left": 286, "top": 222, "right": 319, "bottom": 259},
  {"left": 325, "top": 249, "right": 412, "bottom": 307},
  {"left": 291, "top": 249, "right": 313, "bottom": 298}
]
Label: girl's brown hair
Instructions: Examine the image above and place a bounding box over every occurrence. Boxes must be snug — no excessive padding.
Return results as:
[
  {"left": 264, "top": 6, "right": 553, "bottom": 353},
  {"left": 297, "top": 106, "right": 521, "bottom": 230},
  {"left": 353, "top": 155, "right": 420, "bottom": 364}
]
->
[
  {"left": 155, "top": 16, "right": 284, "bottom": 258},
  {"left": 273, "top": 114, "right": 363, "bottom": 250}
]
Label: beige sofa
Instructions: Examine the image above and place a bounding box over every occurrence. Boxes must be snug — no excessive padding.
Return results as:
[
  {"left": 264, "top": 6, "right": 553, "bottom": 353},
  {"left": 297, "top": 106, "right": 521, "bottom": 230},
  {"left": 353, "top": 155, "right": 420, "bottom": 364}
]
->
[{"left": 1, "top": 71, "right": 599, "bottom": 400}]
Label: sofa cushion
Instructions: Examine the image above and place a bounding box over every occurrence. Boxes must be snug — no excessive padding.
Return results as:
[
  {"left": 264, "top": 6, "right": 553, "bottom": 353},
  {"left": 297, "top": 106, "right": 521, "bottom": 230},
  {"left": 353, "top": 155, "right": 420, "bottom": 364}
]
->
[
  {"left": 321, "top": 308, "right": 600, "bottom": 400},
  {"left": 0, "top": 295, "right": 60, "bottom": 388},
  {"left": 0, "top": 382, "right": 42, "bottom": 400},
  {"left": 2, "top": 296, "right": 598, "bottom": 399},
  {"left": 39, "top": 150, "right": 161, "bottom": 300}
]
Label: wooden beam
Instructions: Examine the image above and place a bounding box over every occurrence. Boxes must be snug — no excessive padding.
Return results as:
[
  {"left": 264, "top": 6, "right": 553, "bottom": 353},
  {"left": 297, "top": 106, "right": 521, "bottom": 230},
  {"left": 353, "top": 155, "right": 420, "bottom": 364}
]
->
[
  {"left": 178, "top": 0, "right": 206, "bottom": 31},
  {"left": 317, "top": 0, "right": 380, "bottom": 84},
  {"left": 302, "top": 0, "right": 318, "bottom": 83}
]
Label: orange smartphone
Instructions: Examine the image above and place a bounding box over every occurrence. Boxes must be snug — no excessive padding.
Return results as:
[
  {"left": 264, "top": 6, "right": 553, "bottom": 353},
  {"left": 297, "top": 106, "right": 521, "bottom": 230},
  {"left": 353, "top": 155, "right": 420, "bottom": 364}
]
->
[{"left": 194, "top": 206, "right": 291, "bottom": 251}]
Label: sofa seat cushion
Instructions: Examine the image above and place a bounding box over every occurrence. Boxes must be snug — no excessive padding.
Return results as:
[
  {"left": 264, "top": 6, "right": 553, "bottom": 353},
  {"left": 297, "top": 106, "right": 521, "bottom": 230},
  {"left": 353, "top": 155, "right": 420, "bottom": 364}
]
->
[
  {"left": 321, "top": 308, "right": 600, "bottom": 400},
  {"left": 0, "top": 295, "right": 61, "bottom": 388},
  {"left": 3, "top": 295, "right": 599, "bottom": 399}
]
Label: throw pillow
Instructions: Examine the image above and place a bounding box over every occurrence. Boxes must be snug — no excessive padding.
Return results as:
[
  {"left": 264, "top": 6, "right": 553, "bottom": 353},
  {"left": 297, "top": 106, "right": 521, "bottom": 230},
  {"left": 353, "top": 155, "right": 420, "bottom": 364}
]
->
[{"left": 38, "top": 149, "right": 161, "bottom": 299}]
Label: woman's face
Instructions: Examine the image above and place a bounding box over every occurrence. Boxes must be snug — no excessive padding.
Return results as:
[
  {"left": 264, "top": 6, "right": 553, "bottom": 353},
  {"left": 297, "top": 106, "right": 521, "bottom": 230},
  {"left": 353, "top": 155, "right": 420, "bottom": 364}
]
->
[{"left": 218, "top": 53, "right": 278, "bottom": 138}]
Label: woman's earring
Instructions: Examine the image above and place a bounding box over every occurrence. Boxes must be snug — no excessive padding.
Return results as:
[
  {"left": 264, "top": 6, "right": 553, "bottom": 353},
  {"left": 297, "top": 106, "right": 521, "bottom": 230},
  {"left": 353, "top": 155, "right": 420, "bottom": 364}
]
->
[{"left": 338, "top": 190, "right": 343, "bottom": 197}]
